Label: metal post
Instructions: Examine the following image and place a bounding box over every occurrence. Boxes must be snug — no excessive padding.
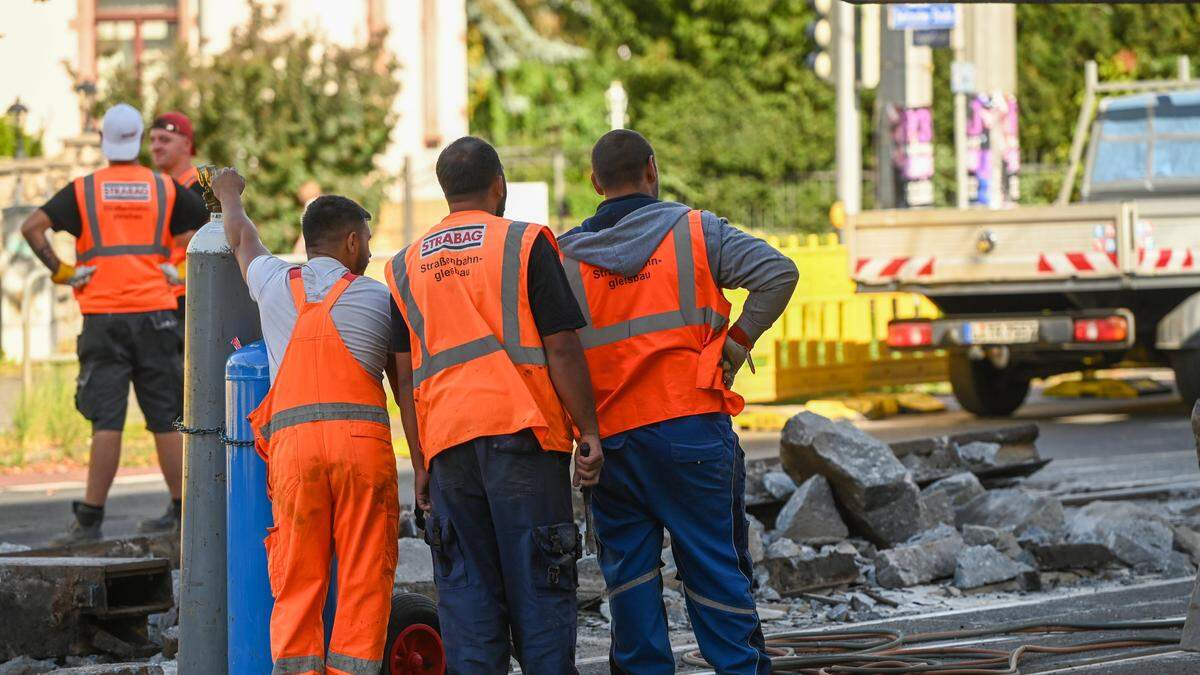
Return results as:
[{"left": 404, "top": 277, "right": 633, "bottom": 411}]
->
[
  {"left": 1183, "top": 399, "right": 1200, "bottom": 651},
  {"left": 402, "top": 156, "right": 415, "bottom": 246},
  {"left": 178, "top": 213, "right": 263, "bottom": 675},
  {"left": 20, "top": 269, "right": 49, "bottom": 398},
  {"left": 1180, "top": 55, "right": 1192, "bottom": 82},
  {"left": 835, "top": 0, "right": 861, "bottom": 215},
  {"left": 953, "top": 21, "right": 969, "bottom": 209},
  {"left": 552, "top": 150, "right": 566, "bottom": 230},
  {"left": 1057, "top": 61, "right": 1099, "bottom": 206}
]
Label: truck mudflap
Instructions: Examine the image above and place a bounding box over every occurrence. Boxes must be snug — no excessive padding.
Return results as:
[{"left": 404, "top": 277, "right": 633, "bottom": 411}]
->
[{"left": 887, "top": 308, "right": 1135, "bottom": 352}]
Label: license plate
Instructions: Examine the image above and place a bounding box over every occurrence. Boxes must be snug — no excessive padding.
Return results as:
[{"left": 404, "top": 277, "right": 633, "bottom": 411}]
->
[{"left": 962, "top": 320, "right": 1039, "bottom": 345}]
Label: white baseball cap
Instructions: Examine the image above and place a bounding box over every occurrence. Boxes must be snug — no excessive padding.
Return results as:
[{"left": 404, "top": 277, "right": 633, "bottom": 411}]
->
[{"left": 100, "top": 103, "right": 144, "bottom": 161}]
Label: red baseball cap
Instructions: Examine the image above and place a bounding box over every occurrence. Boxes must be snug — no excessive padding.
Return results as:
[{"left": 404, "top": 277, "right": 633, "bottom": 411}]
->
[{"left": 152, "top": 112, "right": 195, "bottom": 155}]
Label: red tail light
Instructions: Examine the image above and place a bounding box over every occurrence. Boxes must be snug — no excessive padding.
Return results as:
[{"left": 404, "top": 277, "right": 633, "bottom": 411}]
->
[
  {"left": 1073, "top": 316, "right": 1128, "bottom": 343},
  {"left": 888, "top": 321, "right": 933, "bottom": 347}
]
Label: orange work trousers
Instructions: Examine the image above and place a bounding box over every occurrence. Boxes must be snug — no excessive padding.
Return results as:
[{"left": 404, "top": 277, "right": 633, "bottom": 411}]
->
[{"left": 264, "top": 420, "right": 399, "bottom": 675}]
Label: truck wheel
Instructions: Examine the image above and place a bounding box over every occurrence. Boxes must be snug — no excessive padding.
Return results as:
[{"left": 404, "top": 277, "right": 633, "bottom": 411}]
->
[
  {"left": 384, "top": 592, "right": 444, "bottom": 675},
  {"left": 1171, "top": 350, "right": 1200, "bottom": 408},
  {"left": 949, "top": 353, "right": 1030, "bottom": 417}
]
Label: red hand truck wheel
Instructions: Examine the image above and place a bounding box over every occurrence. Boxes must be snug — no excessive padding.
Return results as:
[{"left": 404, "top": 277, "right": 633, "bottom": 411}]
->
[{"left": 385, "top": 592, "right": 444, "bottom": 675}]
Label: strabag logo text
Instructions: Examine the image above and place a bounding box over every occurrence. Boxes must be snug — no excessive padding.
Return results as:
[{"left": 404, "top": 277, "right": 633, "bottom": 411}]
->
[
  {"left": 422, "top": 224, "right": 486, "bottom": 257},
  {"left": 102, "top": 182, "right": 152, "bottom": 202}
]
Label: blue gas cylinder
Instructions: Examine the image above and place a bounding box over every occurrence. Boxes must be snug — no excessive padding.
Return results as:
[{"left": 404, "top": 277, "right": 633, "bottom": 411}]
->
[
  {"left": 225, "top": 341, "right": 273, "bottom": 674},
  {"left": 225, "top": 341, "right": 337, "bottom": 673}
]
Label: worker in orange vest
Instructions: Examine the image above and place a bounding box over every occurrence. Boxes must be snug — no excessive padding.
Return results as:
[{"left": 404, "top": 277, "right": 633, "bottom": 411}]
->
[
  {"left": 20, "top": 103, "right": 207, "bottom": 543},
  {"left": 211, "top": 167, "right": 400, "bottom": 675},
  {"left": 387, "top": 136, "right": 604, "bottom": 674},
  {"left": 149, "top": 111, "right": 203, "bottom": 322},
  {"left": 558, "top": 129, "right": 799, "bottom": 674}
]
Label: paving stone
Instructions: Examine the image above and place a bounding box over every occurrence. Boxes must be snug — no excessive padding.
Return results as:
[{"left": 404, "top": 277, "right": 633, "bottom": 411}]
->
[
  {"left": 956, "top": 488, "right": 1065, "bottom": 538},
  {"left": 774, "top": 475, "right": 850, "bottom": 544},
  {"left": 761, "top": 545, "right": 859, "bottom": 595},
  {"left": 961, "top": 525, "right": 1022, "bottom": 559},
  {"left": 955, "top": 441, "right": 1001, "bottom": 468},
  {"left": 746, "top": 514, "right": 766, "bottom": 564},
  {"left": 762, "top": 471, "right": 798, "bottom": 500},
  {"left": 781, "top": 412, "right": 922, "bottom": 545},
  {"left": 919, "top": 490, "right": 956, "bottom": 530},
  {"left": 161, "top": 626, "right": 179, "bottom": 661},
  {"left": 394, "top": 537, "right": 435, "bottom": 598},
  {"left": 923, "top": 472, "right": 986, "bottom": 513},
  {"left": 576, "top": 554, "right": 606, "bottom": 608},
  {"left": 52, "top": 665, "right": 163, "bottom": 675},
  {"left": 766, "top": 537, "right": 802, "bottom": 561},
  {"left": 1171, "top": 524, "right": 1200, "bottom": 565},
  {"left": 1027, "top": 542, "right": 1119, "bottom": 571},
  {"left": 953, "top": 545, "right": 1033, "bottom": 590},
  {"left": 1065, "top": 501, "right": 1174, "bottom": 572},
  {"left": 0, "top": 656, "right": 58, "bottom": 675},
  {"left": 873, "top": 525, "right": 964, "bottom": 589}
]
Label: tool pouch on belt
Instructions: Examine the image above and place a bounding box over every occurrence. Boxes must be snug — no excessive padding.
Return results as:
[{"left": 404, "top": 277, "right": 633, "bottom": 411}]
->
[{"left": 532, "top": 523, "right": 580, "bottom": 592}]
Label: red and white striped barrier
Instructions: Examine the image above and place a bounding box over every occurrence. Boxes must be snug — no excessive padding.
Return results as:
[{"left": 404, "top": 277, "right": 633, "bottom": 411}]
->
[
  {"left": 1036, "top": 252, "right": 1118, "bottom": 275},
  {"left": 854, "top": 256, "right": 935, "bottom": 282},
  {"left": 1136, "top": 248, "right": 1196, "bottom": 273}
]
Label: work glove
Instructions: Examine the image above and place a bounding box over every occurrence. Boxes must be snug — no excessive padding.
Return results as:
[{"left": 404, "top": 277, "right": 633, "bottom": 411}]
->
[
  {"left": 51, "top": 263, "right": 96, "bottom": 289},
  {"left": 720, "top": 333, "right": 755, "bottom": 388},
  {"left": 160, "top": 263, "right": 185, "bottom": 286}
]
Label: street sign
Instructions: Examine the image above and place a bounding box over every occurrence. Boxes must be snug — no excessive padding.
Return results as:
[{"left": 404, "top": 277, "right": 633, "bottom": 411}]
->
[
  {"left": 951, "top": 61, "right": 976, "bottom": 95},
  {"left": 913, "top": 29, "right": 950, "bottom": 48},
  {"left": 888, "top": 4, "right": 957, "bottom": 31}
]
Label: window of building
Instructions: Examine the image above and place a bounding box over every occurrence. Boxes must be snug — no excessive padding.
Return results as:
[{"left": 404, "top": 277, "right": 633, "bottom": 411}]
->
[{"left": 94, "top": 0, "right": 181, "bottom": 81}]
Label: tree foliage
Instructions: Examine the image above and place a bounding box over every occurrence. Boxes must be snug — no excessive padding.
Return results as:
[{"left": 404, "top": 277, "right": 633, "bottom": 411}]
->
[{"left": 96, "top": 6, "right": 399, "bottom": 249}]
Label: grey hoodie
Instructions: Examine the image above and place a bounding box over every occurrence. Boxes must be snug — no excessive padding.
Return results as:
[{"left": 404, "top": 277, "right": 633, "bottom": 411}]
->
[{"left": 558, "top": 201, "right": 799, "bottom": 344}]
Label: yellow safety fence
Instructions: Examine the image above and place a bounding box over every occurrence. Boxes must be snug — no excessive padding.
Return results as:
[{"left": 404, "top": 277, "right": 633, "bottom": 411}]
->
[{"left": 728, "top": 233, "right": 946, "bottom": 403}]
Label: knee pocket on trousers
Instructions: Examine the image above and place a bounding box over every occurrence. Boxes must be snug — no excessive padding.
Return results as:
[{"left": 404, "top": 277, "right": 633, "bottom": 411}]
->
[
  {"left": 424, "top": 513, "right": 469, "bottom": 589},
  {"left": 531, "top": 522, "right": 580, "bottom": 594}
]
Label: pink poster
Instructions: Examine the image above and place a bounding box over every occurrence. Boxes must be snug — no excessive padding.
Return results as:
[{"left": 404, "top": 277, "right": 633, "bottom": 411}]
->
[
  {"left": 968, "top": 93, "right": 1020, "bottom": 207},
  {"left": 887, "top": 104, "right": 935, "bottom": 207}
]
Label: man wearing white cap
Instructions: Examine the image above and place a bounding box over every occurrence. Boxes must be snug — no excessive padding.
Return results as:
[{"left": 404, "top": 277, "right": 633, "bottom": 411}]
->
[{"left": 20, "top": 103, "right": 209, "bottom": 543}]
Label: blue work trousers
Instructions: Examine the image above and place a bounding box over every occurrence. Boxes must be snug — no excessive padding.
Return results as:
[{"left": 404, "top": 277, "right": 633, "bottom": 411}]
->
[
  {"left": 594, "top": 413, "right": 771, "bottom": 674},
  {"left": 426, "top": 430, "right": 579, "bottom": 675}
]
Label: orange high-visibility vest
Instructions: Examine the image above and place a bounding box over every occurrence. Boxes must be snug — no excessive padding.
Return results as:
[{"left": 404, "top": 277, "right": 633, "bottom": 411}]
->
[
  {"left": 72, "top": 164, "right": 177, "bottom": 314},
  {"left": 563, "top": 209, "right": 744, "bottom": 438},
  {"left": 387, "top": 211, "right": 572, "bottom": 468},
  {"left": 168, "top": 165, "right": 199, "bottom": 299}
]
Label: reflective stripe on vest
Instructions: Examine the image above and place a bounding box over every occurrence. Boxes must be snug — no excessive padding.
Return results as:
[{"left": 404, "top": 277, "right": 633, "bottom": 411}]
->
[
  {"left": 77, "top": 173, "right": 172, "bottom": 262},
  {"left": 565, "top": 212, "right": 729, "bottom": 350},
  {"left": 260, "top": 402, "right": 389, "bottom": 443},
  {"left": 392, "top": 221, "right": 546, "bottom": 387}
]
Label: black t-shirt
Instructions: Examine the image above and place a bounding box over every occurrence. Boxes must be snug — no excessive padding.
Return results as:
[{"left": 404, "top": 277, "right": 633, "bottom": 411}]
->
[
  {"left": 41, "top": 174, "right": 209, "bottom": 238},
  {"left": 391, "top": 232, "right": 585, "bottom": 352}
]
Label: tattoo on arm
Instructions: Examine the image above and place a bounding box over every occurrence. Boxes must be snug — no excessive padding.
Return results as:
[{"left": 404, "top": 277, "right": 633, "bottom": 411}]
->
[{"left": 33, "top": 241, "right": 62, "bottom": 272}]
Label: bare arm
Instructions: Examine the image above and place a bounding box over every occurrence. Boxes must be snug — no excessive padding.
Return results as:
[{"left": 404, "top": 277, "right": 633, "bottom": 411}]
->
[
  {"left": 20, "top": 209, "right": 63, "bottom": 273},
  {"left": 172, "top": 229, "right": 196, "bottom": 251},
  {"left": 210, "top": 168, "right": 269, "bottom": 280},
  {"left": 388, "top": 351, "right": 431, "bottom": 511},
  {"left": 543, "top": 329, "right": 604, "bottom": 486}
]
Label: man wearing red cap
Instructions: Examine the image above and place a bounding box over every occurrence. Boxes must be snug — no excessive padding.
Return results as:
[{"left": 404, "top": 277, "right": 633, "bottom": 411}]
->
[{"left": 150, "top": 112, "right": 202, "bottom": 321}]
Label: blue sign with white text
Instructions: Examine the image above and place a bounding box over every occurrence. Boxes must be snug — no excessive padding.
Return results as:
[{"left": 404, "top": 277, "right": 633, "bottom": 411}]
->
[{"left": 888, "top": 4, "right": 957, "bottom": 31}]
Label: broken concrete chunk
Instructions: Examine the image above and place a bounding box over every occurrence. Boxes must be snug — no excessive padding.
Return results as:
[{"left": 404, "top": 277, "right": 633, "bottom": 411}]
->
[
  {"left": 1065, "top": 501, "right": 1174, "bottom": 572},
  {"left": 766, "top": 537, "right": 802, "bottom": 560},
  {"left": 774, "top": 475, "right": 850, "bottom": 544},
  {"left": 161, "top": 625, "right": 179, "bottom": 660},
  {"left": 953, "top": 545, "right": 1032, "bottom": 590},
  {"left": 956, "top": 488, "right": 1065, "bottom": 538},
  {"left": 762, "top": 471, "right": 798, "bottom": 500},
  {"left": 873, "top": 525, "right": 964, "bottom": 588},
  {"left": 760, "top": 548, "right": 859, "bottom": 595},
  {"left": 955, "top": 442, "right": 1001, "bottom": 468},
  {"left": 961, "top": 525, "right": 1022, "bottom": 559},
  {"left": 576, "top": 555, "right": 606, "bottom": 608},
  {"left": 781, "top": 412, "right": 923, "bottom": 546},
  {"left": 0, "top": 656, "right": 58, "bottom": 675},
  {"left": 0, "top": 542, "right": 32, "bottom": 554},
  {"left": 662, "top": 588, "right": 689, "bottom": 629}
]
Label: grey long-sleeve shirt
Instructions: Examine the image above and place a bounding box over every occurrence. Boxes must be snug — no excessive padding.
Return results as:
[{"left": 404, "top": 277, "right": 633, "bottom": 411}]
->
[{"left": 558, "top": 200, "right": 799, "bottom": 344}]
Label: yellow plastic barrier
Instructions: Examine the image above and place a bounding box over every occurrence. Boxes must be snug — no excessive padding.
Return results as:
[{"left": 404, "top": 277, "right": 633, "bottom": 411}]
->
[{"left": 728, "top": 233, "right": 946, "bottom": 403}]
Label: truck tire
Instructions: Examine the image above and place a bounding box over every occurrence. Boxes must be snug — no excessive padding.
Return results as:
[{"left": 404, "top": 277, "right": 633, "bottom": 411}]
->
[
  {"left": 949, "top": 353, "right": 1030, "bottom": 417},
  {"left": 1171, "top": 350, "right": 1200, "bottom": 408}
]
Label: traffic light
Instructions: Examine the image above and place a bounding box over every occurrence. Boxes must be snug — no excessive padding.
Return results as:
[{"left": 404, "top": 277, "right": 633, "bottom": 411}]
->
[{"left": 806, "top": 0, "right": 835, "bottom": 82}]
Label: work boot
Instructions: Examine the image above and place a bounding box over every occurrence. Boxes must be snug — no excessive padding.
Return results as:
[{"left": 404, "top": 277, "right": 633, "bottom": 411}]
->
[
  {"left": 52, "top": 501, "right": 104, "bottom": 545},
  {"left": 137, "top": 499, "right": 182, "bottom": 534}
]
